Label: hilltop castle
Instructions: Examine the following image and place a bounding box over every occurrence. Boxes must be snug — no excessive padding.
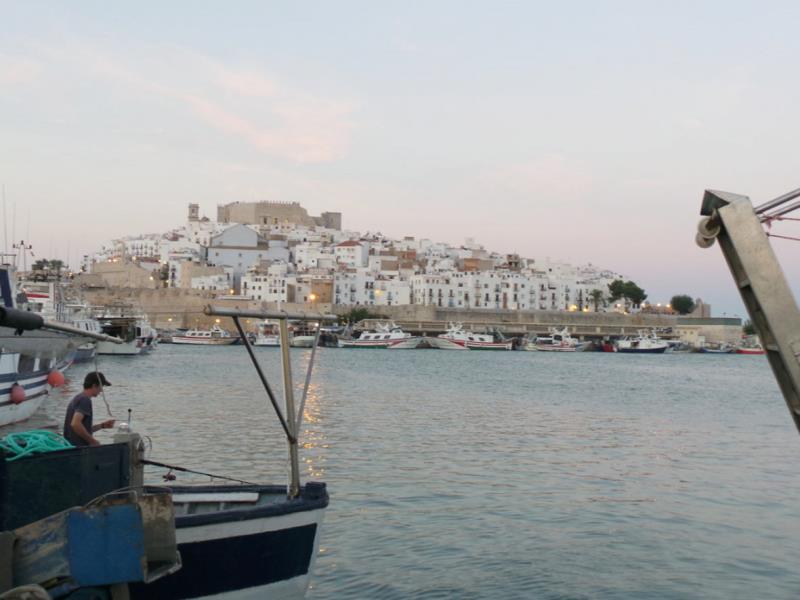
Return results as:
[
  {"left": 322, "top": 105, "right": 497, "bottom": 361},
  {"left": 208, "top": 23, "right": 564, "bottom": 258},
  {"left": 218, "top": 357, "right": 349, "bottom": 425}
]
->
[{"left": 215, "top": 201, "right": 341, "bottom": 230}]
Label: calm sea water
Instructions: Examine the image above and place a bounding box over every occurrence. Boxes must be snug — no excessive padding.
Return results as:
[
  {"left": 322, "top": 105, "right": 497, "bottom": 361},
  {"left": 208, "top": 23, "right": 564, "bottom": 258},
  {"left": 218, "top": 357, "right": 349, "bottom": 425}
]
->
[{"left": 36, "top": 345, "right": 800, "bottom": 599}]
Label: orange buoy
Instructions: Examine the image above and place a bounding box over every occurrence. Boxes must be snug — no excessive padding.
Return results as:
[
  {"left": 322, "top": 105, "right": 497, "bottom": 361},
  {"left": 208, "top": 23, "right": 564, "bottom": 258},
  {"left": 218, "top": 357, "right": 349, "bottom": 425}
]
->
[
  {"left": 10, "top": 384, "right": 25, "bottom": 404},
  {"left": 47, "top": 369, "right": 65, "bottom": 387}
]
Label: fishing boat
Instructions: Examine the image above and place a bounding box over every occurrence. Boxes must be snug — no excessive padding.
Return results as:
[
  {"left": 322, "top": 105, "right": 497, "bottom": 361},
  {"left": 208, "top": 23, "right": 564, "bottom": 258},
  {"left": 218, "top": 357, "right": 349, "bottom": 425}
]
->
[
  {"left": 172, "top": 324, "right": 237, "bottom": 345},
  {"left": 0, "top": 305, "right": 122, "bottom": 427},
  {"left": 526, "top": 327, "right": 589, "bottom": 352},
  {"left": 94, "top": 316, "right": 147, "bottom": 354},
  {"left": 338, "top": 322, "right": 421, "bottom": 349},
  {"left": 252, "top": 320, "right": 281, "bottom": 346},
  {"left": 698, "top": 342, "right": 736, "bottom": 354},
  {"left": 136, "top": 318, "right": 159, "bottom": 352},
  {"left": 0, "top": 352, "right": 69, "bottom": 426},
  {"left": 615, "top": 330, "right": 669, "bottom": 354},
  {"left": 0, "top": 304, "right": 331, "bottom": 598},
  {"left": 737, "top": 344, "right": 765, "bottom": 355},
  {"left": 736, "top": 336, "right": 765, "bottom": 355},
  {"left": 429, "top": 322, "right": 512, "bottom": 350}
]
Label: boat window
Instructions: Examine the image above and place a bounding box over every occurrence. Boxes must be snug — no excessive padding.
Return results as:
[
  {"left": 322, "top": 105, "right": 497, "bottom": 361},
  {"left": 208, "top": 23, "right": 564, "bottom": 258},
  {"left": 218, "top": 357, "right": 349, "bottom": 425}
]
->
[{"left": 384, "top": 335, "right": 391, "bottom": 339}]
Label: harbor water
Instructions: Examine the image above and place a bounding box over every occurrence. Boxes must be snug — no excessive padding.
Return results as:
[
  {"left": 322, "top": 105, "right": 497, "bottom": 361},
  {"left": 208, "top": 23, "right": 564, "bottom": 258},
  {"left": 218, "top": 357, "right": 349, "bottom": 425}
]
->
[{"left": 35, "top": 346, "right": 800, "bottom": 599}]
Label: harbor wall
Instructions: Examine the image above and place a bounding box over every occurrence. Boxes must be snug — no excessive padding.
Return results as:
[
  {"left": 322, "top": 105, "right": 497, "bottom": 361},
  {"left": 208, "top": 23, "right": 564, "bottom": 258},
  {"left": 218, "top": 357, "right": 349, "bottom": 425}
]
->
[{"left": 78, "top": 288, "right": 741, "bottom": 342}]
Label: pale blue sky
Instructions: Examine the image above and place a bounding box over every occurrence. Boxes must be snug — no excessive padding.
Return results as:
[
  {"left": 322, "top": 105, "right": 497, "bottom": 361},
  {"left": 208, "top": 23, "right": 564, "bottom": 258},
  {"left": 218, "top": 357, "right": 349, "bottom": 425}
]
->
[{"left": 2, "top": 1, "right": 799, "bottom": 315}]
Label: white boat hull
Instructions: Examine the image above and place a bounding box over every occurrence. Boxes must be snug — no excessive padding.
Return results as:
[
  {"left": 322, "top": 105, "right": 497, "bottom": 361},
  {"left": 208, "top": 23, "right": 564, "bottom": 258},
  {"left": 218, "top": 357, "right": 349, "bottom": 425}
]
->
[
  {"left": 97, "top": 339, "right": 144, "bottom": 355},
  {"left": 290, "top": 336, "right": 316, "bottom": 348},
  {"left": 427, "top": 337, "right": 469, "bottom": 351},
  {"left": 0, "top": 358, "right": 70, "bottom": 427},
  {"left": 172, "top": 337, "right": 237, "bottom": 346},
  {"left": 339, "top": 336, "right": 422, "bottom": 349}
]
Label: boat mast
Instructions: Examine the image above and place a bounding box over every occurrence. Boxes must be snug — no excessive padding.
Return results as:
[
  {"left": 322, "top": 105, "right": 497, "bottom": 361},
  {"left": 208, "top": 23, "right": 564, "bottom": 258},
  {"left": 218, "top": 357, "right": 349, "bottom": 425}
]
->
[
  {"left": 697, "top": 189, "right": 800, "bottom": 432},
  {"left": 205, "top": 306, "right": 335, "bottom": 498}
]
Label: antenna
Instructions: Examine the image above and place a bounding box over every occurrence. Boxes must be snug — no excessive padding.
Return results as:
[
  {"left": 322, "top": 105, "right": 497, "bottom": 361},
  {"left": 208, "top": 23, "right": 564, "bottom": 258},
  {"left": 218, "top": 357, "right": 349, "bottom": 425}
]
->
[{"left": 2, "top": 185, "right": 6, "bottom": 256}]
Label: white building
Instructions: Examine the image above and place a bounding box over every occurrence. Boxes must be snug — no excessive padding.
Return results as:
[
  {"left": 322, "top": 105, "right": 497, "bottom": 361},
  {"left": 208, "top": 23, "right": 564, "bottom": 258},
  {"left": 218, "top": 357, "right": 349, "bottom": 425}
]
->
[
  {"left": 334, "top": 241, "right": 368, "bottom": 268},
  {"left": 206, "top": 224, "right": 290, "bottom": 291}
]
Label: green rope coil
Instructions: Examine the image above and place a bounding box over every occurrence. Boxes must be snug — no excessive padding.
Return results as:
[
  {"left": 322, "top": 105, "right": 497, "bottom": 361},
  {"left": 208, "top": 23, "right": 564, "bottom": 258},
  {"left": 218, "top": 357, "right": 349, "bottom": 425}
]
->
[{"left": 0, "top": 430, "right": 74, "bottom": 461}]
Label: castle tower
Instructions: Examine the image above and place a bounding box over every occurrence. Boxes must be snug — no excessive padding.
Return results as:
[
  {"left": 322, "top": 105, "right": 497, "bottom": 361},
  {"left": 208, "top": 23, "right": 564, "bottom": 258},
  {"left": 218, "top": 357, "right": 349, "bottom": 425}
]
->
[{"left": 188, "top": 203, "right": 199, "bottom": 222}]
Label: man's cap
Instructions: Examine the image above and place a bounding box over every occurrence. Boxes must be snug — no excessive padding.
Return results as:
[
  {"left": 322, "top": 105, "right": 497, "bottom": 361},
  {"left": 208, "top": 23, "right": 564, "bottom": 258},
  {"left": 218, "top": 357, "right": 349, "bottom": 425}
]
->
[{"left": 84, "top": 372, "right": 112, "bottom": 388}]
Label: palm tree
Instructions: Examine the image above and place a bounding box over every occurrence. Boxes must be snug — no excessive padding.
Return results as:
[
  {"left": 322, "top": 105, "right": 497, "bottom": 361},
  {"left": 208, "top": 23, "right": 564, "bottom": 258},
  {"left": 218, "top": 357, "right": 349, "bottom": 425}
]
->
[{"left": 590, "top": 289, "right": 604, "bottom": 312}]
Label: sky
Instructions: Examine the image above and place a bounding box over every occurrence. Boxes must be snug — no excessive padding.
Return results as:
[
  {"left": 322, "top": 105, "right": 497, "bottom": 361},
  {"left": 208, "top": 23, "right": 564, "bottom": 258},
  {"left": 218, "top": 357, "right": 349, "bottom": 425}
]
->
[{"left": 1, "top": 0, "right": 799, "bottom": 316}]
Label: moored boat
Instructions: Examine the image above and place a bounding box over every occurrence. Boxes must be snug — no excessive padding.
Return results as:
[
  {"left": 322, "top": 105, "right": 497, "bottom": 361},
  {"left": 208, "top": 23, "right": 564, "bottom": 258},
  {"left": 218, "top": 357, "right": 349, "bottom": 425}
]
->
[
  {"left": 173, "top": 324, "right": 237, "bottom": 345},
  {"left": 526, "top": 327, "right": 588, "bottom": 352},
  {"left": 737, "top": 345, "right": 765, "bottom": 355},
  {"left": 698, "top": 342, "right": 736, "bottom": 354},
  {"left": 429, "top": 322, "right": 512, "bottom": 350},
  {"left": 252, "top": 320, "right": 281, "bottom": 346},
  {"left": 338, "top": 322, "right": 421, "bottom": 349},
  {"left": 129, "top": 483, "right": 327, "bottom": 599},
  {"left": 615, "top": 330, "right": 669, "bottom": 354}
]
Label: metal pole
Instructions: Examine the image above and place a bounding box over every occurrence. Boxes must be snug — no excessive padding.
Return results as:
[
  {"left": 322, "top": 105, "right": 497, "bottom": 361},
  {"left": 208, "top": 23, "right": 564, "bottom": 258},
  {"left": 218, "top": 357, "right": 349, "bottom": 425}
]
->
[
  {"left": 231, "top": 316, "right": 295, "bottom": 443},
  {"left": 296, "top": 324, "right": 322, "bottom": 432},
  {"left": 761, "top": 197, "right": 800, "bottom": 221},
  {"left": 279, "top": 318, "right": 301, "bottom": 498},
  {"left": 754, "top": 186, "right": 800, "bottom": 215}
]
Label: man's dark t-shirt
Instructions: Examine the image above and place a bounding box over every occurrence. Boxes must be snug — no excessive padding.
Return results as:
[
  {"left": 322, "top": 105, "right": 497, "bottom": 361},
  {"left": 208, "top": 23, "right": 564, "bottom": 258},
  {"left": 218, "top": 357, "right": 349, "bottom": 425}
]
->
[{"left": 63, "top": 393, "right": 93, "bottom": 447}]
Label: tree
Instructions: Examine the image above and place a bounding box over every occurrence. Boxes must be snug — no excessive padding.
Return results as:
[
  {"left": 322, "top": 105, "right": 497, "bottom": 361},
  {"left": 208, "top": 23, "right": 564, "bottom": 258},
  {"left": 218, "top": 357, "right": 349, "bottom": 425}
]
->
[
  {"left": 622, "top": 281, "right": 647, "bottom": 306},
  {"left": 32, "top": 259, "right": 49, "bottom": 271},
  {"left": 608, "top": 280, "right": 626, "bottom": 301},
  {"left": 590, "top": 289, "right": 605, "bottom": 311},
  {"left": 743, "top": 320, "right": 756, "bottom": 335},
  {"left": 670, "top": 294, "right": 695, "bottom": 315},
  {"left": 608, "top": 279, "right": 648, "bottom": 308}
]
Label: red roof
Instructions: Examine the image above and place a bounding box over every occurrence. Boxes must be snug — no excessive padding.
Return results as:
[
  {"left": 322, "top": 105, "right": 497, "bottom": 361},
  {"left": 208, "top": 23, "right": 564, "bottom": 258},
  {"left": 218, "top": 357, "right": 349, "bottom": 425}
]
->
[{"left": 336, "top": 240, "right": 362, "bottom": 247}]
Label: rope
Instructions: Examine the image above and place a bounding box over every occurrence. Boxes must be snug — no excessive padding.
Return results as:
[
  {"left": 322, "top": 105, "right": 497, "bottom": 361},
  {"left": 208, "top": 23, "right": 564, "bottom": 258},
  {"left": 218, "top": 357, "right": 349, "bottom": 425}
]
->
[
  {"left": 767, "top": 232, "right": 800, "bottom": 242},
  {"left": 93, "top": 351, "right": 113, "bottom": 417},
  {"left": 0, "top": 430, "right": 73, "bottom": 461}
]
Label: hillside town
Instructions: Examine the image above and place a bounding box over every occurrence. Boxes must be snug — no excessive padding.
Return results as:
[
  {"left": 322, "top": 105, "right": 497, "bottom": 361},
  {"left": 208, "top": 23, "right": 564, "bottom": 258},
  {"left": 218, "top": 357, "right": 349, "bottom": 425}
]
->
[{"left": 80, "top": 200, "right": 646, "bottom": 314}]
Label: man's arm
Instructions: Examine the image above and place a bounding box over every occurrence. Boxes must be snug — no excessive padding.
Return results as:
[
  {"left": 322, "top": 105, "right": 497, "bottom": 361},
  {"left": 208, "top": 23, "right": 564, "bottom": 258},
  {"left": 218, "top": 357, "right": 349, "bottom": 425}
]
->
[
  {"left": 91, "top": 419, "right": 115, "bottom": 433},
  {"left": 70, "top": 412, "right": 99, "bottom": 446}
]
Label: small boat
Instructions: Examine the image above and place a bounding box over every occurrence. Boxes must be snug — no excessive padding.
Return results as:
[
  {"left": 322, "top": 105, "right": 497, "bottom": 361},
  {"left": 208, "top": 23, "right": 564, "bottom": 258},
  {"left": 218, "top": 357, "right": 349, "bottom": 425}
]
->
[
  {"left": 129, "top": 483, "right": 327, "bottom": 599},
  {"left": 0, "top": 306, "right": 122, "bottom": 427},
  {"left": 136, "top": 318, "right": 159, "bottom": 352},
  {"left": 429, "top": 322, "right": 512, "bottom": 350},
  {"left": 526, "top": 327, "right": 588, "bottom": 352},
  {"left": 94, "top": 316, "right": 146, "bottom": 355},
  {"left": 172, "top": 324, "right": 237, "bottom": 345},
  {"left": 737, "top": 344, "right": 765, "bottom": 355},
  {"left": 615, "top": 330, "right": 669, "bottom": 354},
  {"left": 698, "top": 342, "right": 736, "bottom": 354},
  {"left": 252, "top": 320, "right": 281, "bottom": 346},
  {"left": 736, "top": 336, "right": 765, "bottom": 355},
  {"left": 0, "top": 352, "right": 69, "bottom": 426},
  {"left": 338, "top": 322, "right": 421, "bottom": 349}
]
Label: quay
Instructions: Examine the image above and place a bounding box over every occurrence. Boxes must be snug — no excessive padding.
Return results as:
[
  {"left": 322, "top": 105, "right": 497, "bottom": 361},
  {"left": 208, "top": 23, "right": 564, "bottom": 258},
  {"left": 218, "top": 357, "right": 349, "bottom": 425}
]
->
[
  {"left": 71, "top": 287, "right": 742, "bottom": 345},
  {"left": 353, "top": 306, "right": 742, "bottom": 344}
]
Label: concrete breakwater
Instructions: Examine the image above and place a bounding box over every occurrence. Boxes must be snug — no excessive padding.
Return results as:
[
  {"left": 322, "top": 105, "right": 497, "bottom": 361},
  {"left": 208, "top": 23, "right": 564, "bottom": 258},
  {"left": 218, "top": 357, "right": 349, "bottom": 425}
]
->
[{"left": 79, "top": 287, "right": 741, "bottom": 344}]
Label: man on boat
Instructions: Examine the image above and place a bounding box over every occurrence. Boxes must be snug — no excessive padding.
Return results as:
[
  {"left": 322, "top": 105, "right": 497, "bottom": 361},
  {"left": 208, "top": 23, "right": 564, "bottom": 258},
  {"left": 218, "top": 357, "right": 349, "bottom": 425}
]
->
[{"left": 63, "top": 372, "right": 115, "bottom": 447}]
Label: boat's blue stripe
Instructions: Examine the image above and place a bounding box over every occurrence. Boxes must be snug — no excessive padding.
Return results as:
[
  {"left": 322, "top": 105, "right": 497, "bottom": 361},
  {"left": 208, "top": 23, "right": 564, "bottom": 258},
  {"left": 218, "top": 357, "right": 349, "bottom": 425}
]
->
[
  {"left": 129, "top": 524, "right": 318, "bottom": 599},
  {"left": 0, "top": 368, "right": 54, "bottom": 384}
]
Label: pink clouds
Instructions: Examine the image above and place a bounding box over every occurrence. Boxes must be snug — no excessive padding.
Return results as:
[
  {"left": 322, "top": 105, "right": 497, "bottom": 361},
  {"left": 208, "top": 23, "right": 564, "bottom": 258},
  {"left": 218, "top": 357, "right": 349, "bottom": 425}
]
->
[
  {"left": 26, "top": 40, "right": 356, "bottom": 163},
  {"left": 0, "top": 54, "right": 41, "bottom": 86}
]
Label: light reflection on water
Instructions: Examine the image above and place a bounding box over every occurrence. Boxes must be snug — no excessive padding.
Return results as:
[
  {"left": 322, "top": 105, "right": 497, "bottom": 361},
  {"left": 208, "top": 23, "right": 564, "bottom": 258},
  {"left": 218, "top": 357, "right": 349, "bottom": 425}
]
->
[{"left": 24, "top": 346, "right": 800, "bottom": 598}]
